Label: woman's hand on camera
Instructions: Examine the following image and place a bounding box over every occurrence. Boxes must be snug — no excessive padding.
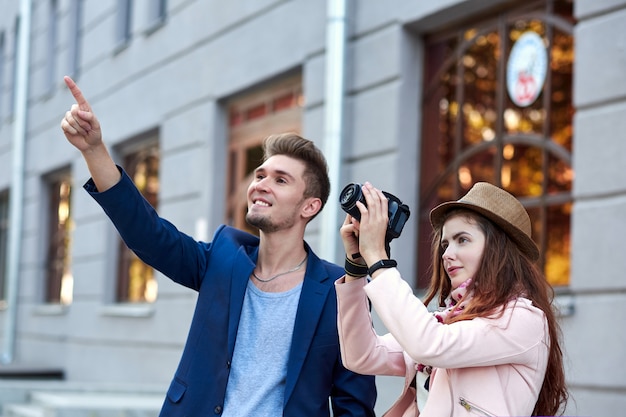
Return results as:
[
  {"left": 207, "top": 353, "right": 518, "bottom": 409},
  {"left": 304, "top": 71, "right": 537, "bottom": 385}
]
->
[
  {"left": 340, "top": 214, "right": 361, "bottom": 259},
  {"left": 356, "top": 182, "right": 390, "bottom": 267},
  {"left": 340, "top": 214, "right": 367, "bottom": 282}
]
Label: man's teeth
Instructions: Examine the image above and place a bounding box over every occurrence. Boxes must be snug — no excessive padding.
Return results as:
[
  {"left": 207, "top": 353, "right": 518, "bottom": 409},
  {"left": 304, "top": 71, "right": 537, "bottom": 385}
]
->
[{"left": 255, "top": 200, "right": 270, "bottom": 207}]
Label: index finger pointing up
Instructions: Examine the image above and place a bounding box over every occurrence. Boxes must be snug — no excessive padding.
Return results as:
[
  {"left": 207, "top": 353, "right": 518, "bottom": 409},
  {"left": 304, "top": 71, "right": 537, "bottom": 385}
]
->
[{"left": 64, "top": 76, "right": 91, "bottom": 112}]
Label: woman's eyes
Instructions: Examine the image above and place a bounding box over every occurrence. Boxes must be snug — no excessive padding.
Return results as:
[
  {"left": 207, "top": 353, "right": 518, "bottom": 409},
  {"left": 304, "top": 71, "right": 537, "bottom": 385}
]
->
[{"left": 441, "top": 236, "right": 469, "bottom": 250}]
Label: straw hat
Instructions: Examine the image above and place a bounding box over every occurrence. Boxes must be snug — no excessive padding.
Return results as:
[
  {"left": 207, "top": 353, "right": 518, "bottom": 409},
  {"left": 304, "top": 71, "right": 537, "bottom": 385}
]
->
[{"left": 429, "top": 182, "right": 539, "bottom": 261}]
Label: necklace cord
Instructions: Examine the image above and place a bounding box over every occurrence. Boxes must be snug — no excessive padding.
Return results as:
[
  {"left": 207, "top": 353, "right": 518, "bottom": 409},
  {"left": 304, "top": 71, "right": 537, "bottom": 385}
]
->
[{"left": 252, "top": 254, "right": 308, "bottom": 283}]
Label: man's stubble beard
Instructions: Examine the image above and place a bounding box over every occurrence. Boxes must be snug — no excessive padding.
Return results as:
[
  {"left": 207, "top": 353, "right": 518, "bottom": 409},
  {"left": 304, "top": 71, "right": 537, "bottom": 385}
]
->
[
  {"left": 246, "top": 198, "right": 305, "bottom": 234},
  {"left": 246, "top": 213, "right": 275, "bottom": 233},
  {"left": 246, "top": 212, "right": 296, "bottom": 234}
]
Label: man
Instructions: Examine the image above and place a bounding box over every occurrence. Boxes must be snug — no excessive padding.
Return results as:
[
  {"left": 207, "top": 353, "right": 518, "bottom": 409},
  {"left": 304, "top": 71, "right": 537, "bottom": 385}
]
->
[{"left": 60, "top": 76, "right": 376, "bottom": 416}]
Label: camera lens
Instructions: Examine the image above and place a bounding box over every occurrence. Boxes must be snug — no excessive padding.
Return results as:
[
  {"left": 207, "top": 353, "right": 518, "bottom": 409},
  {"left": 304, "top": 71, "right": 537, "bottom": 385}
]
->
[{"left": 339, "top": 183, "right": 364, "bottom": 220}]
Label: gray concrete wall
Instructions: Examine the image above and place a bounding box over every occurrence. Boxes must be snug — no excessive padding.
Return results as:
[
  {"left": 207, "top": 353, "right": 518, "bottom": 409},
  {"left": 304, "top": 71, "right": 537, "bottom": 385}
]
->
[{"left": 569, "top": 0, "right": 626, "bottom": 415}]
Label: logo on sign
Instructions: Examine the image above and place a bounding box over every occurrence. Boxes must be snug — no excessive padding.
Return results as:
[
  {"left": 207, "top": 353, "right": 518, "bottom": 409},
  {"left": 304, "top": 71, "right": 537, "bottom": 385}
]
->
[{"left": 506, "top": 31, "right": 548, "bottom": 107}]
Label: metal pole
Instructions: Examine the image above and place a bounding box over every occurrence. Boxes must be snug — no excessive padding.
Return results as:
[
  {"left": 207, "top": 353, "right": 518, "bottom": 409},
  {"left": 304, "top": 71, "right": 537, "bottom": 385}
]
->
[
  {"left": 320, "top": 0, "right": 347, "bottom": 262},
  {"left": 2, "top": 0, "right": 32, "bottom": 364}
]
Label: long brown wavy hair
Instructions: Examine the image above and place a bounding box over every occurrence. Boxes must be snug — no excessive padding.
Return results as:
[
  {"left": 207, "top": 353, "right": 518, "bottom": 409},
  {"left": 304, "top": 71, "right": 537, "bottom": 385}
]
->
[{"left": 423, "top": 209, "right": 568, "bottom": 416}]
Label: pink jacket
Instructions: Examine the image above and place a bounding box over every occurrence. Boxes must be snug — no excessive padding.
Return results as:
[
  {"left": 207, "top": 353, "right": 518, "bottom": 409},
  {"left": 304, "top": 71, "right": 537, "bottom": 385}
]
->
[{"left": 335, "top": 269, "right": 549, "bottom": 417}]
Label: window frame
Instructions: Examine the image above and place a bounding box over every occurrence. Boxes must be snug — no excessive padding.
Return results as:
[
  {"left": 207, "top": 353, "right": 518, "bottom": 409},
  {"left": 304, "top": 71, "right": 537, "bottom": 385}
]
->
[{"left": 417, "top": 0, "right": 574, "bottom": 289}]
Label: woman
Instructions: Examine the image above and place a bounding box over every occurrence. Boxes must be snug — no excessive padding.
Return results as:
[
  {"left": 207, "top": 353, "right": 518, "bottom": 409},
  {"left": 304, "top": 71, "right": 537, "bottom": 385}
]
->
[{"left": 336, "top": 181, "right": 568, "bottom": 416}]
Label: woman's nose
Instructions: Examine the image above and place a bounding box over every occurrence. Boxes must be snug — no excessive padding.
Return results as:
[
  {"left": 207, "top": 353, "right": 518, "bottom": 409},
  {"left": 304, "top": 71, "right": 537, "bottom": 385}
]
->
[{"left": 442, "top": 245, "right": 454, "bottom": 260}]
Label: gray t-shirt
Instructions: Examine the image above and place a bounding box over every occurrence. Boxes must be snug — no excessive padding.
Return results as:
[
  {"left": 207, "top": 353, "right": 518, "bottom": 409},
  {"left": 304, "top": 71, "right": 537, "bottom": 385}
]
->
[{"left": 222, "top": 279, "right": 303, "bottom": 417}]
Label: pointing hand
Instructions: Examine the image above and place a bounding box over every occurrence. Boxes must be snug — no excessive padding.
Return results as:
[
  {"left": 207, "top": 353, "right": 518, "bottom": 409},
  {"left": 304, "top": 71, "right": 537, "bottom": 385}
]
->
[{"left": 60, "top": 76, "right": 102, "bottom": 152}]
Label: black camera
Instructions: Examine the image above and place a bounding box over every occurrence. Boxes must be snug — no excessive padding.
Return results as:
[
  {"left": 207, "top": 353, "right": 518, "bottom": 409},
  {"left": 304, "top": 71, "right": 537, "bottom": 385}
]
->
[{"left": 339, "top": 183, "right": 410, "bottom": 241}]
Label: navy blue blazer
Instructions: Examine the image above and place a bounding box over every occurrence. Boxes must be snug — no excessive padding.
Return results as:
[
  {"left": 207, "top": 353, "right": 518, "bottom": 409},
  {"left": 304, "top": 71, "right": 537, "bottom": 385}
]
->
[{"left": 86, "top": 169, "right": 376, "bottom": 416}]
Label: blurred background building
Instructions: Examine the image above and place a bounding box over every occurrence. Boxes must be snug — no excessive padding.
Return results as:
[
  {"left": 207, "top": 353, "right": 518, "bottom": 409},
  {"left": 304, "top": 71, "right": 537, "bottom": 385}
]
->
[{"left": 0, "top": 0, "right": 621, "bottom": 415}]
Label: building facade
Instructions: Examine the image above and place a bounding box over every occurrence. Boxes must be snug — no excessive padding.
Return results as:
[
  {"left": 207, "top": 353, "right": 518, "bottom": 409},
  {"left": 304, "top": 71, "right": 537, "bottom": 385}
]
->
[{"left": 0, "top": 0, "right": 623, "bottom": 415}]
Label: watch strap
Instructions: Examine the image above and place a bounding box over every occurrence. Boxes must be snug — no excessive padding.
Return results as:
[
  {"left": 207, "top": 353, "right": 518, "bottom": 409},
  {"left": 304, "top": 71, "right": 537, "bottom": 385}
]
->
[
  {"left": 368, "top": 259, "right": 397, "bottom": 276},
  {"left": 345, "top": 256, "right": 368, "bottom": 278}
]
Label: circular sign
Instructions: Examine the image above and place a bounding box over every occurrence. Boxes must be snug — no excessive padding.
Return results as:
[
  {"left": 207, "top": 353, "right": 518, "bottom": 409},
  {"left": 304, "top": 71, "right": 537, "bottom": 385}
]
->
[{"left": 506, "top": 31, "right": 548, "bottom": 107}]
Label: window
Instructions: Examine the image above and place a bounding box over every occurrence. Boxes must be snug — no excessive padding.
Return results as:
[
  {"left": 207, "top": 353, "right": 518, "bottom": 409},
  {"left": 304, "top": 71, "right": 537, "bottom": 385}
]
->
[
  {"left": 44, "top": 171, "right": 73, "bottom": 304},
  {"left": 67, "top": 0, "right": 83, "bottom": 78},
  {"left": 116, "top": 141, "right": 159, "bottom": 303},
  {"left": 45, "top": 0, "right": 59, "bottom": 96},
  {"left": 148, "top": 0, "right": 167, "bottom": 28},
  {"left": 115, "top": 0, "right": 133, "bottom": 49},
  {"left": 226, "top": 74, "right": 303, "bottom": 234},
  {"left": 0, "top": 190, "right": 9, "bottom": 308},
  {"left": 418, "top": 0, "right": 574, "bottom": 288}
]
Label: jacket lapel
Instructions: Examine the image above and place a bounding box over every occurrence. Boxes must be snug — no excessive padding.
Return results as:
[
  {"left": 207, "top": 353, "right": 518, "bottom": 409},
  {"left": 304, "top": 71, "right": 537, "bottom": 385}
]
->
[{"left": 284, "top": 251, "right": 331, "bottom": 403}]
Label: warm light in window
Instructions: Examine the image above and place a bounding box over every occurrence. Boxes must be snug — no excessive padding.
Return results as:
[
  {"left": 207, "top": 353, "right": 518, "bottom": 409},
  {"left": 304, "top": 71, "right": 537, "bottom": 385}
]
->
[
  {"left": 504, "top": 108, "right": 520, "bottom": 130},
  {"left": 58, "top": 200, "right": 69, "bottom": 223},
  {"left": 475, "top": 65, "right": 489, "bottom": 78},
  {"left": 563, "top": 167, "right": 574, "bottom": 181},
  {"left": 60, "top": 272, "right": 73, "bottom": 305},
  {"left": 439, "top": 98, "right": 449, "bottom": 112},
  {"left": 482, "top": 127, "right": 495, "bottom": 141},
  {"left": 475, "top": 35, "right": 488, "bottom": 46},
  {"left": 529, "top": 109, "right": 544, "bottom": 123},
  {"left": 501, "top": 164, "right": 511, "bottom": 188},
  {"left": 458, "top": 166, "right": 473, "bottom": 188},
  {"left": 135, "top": 169, "right": 146, "bottom": 191},
  {"left": 462, "top": 54, "right": 476, "bottom": 68},
  {"left": 503, "top": 144, "right": 515, "bottom": 160},
  {"left": 464, "top": 28, "right": 478, "bottom": 41},
  {"left": 467, "top": 109, "right": 483, "bottom": 129},
  {"left": 58, "top": 181, "right": 71, "bottom": 223},
  {"left": 145, "top": 278, "right": 158, "bottom": 303}
]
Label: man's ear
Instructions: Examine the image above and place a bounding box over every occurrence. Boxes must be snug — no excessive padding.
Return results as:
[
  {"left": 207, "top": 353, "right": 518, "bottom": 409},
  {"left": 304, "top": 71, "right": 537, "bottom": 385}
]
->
[{"left": 301, "top": 197, "right": 322, "bottom": 220}]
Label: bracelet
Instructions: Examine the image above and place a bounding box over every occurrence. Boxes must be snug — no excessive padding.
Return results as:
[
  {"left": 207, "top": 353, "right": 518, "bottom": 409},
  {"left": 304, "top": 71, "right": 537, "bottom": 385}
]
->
[
  {"left": 368, "top": 259, "right": 397, "bottom": 276},
  {"left": 344, "top": 256, "right": 368, "bottom": 278}
]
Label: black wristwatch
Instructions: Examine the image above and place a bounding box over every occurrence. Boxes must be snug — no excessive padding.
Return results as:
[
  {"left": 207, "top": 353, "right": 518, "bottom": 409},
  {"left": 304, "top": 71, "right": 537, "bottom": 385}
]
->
[{"left": 368, "top": 259, "right": 397, "bottom": 276}]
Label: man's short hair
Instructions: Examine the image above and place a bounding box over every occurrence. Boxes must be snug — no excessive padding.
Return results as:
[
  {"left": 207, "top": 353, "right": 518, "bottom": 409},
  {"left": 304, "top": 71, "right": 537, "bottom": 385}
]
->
[{"left": 262, "top": 133, "right": 330, "bottom": 217}]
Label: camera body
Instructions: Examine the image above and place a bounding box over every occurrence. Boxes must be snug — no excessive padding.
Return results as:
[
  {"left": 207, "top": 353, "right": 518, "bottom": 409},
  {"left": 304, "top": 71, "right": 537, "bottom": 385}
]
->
[{"left": 339, "top": 183, "right": 410, "bottom": 241}]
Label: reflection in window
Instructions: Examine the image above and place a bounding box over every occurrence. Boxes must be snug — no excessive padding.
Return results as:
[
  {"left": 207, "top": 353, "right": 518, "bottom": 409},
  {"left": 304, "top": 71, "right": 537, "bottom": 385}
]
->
[
  {"left": 117, "top": 145, "right": 159, "bottom": 303},
  {"left": 419, "top": 0, "right": 574, "bottom": 288},
  {"left": 45, "top": 176, "right": 73, "bottom": 304}
]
